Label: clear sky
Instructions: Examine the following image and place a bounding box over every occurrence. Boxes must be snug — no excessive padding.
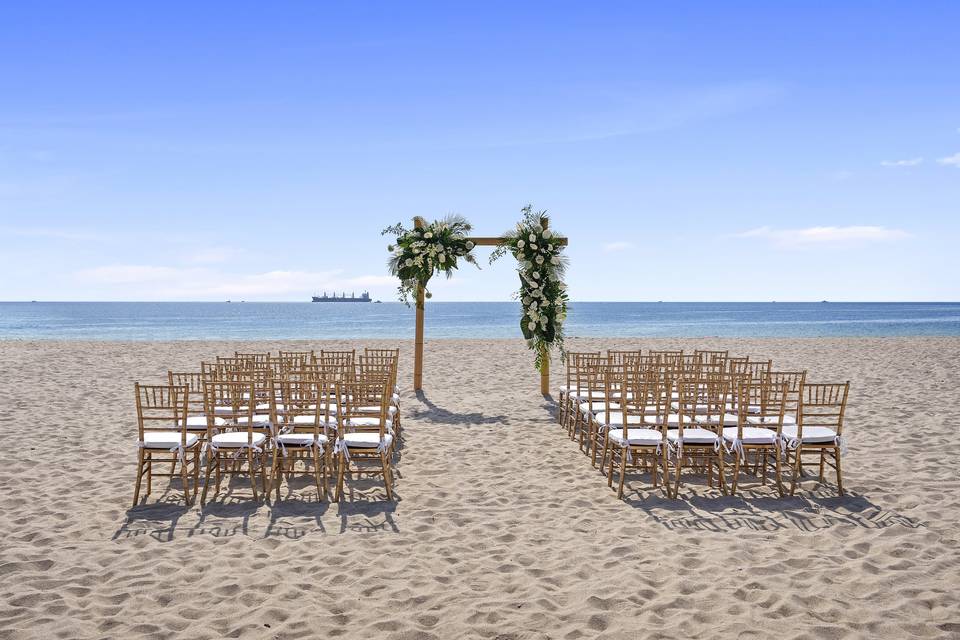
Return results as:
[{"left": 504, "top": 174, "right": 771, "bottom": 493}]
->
[{"left": 1, "top": 2, "right": 957, "bottom": 302}]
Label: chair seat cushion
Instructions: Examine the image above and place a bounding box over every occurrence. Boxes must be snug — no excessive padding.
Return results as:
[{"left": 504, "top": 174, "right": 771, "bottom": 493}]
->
[
  {"left": 291, "top": 414, "right": 336, "bottom": 427},
  {"left": 594, "top": 411, "right": 647, "bottom": 426},
  {"left": 343, "top": 432, "right": 393, "bottom": 449},
  {"left": 579, "top": 401, "right": 616, "bottom": 413},
  {"left": 607, "top": 428, "right": 663, "bottom": 447},
  {"left": 747, "top": 415, "right": 797, "bottom": 426},
  {"left": 722, "top": 427, "right": 778, "bottom": 444},
  {"left": 782, "top": 424, "right": 838, "bottom": 444},
  {"left": 185, "top": 415, "right": 223, "bottom": 430},
  {"left": 694, "top": 413, "right": 739, "bottom": 427},
  {"left": 667, "top": 428, "right": 719, "bottom": 444},
  {"left": 276, "top": 433, "right": 330, "bottom": 447},
  {"left": 142, "top": 431, "right": 199, "bottom": 449},
  {"left": 233, "top": 415, "right": 272, "bottom": 426},
  {"left": 211, "top": 432, "right": 267, "bottom": 447},
  {"left": 345, "top": 416, "right": 392, "bottom": 429}
]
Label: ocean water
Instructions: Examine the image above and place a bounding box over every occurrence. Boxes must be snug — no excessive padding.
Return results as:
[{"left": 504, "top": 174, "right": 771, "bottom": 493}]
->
[{"left": 0, "top": 301, "right": 958, "bottom": 340}]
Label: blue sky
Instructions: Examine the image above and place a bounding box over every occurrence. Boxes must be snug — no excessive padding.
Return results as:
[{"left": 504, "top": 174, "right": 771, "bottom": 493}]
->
[{"left": 1, "top": 2, "right": 957, "bottom": 301}]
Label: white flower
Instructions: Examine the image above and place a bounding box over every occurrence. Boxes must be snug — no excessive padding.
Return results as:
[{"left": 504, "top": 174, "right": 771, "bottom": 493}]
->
[
  {"left": 424, "top": 232, "right": 433, "bottom": 239},
  {"left": 543, "top": 229, "right": 552, "bottom": 239},
  {"left": 528, "top": 233, "right": 536, "bottom": 242},
  {"left": 530, "top": 244, "right": 537, "bottom": 250},
  {"left": 466, "top": 241, "right": 474, "bottom": 250},
  {"left": 439, "top": 254, "right": 446, "bottom": 263},
  {"left": 532, "top": 272, "right": 540, "bottom": 279},
  {"left": 404, "top": 258, "right": 413, "bottom": 267},
  {"left": 517, "top": 240, "right": 525, "bottom": 248},
  {"left": 530, "top": 300, "right": 538, "bottom": 309},
  {"left": 551, "top": 256, "right": 560, "bottom": 264},
  {"left": 535, "top": 255, "right": 544, "bottom": 264},
  {"left": 548, "top": 244, "right": 554, "bottom": 251},
  {"left": 522, "top": 296, "right": 531, "bottom": 305},
  {"left": 527, "top": 321, "right": 536, "bottom": 331}
]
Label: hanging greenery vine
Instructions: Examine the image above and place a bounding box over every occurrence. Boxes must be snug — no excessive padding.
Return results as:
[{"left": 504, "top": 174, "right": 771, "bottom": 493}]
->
[
  {"left": 490, "top": 205, "right": 569, "bottom": 370},
  {"left": 382, "top": 214, "right": 479, "bottom": 306}
]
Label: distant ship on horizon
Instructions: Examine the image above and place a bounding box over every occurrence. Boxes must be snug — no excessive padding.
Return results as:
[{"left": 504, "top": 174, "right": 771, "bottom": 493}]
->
[{"left": 312, "top": 291, "right": 372, "bottom": 302}]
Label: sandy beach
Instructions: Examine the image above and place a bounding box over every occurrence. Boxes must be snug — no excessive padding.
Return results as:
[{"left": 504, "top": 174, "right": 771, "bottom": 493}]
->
[{"left": 1, "top": 337, "right": 959, "bottom": 639}]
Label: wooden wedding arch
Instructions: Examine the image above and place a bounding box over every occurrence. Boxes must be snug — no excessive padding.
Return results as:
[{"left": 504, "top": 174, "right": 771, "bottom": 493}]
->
[{"left": 410, "top": 216, "right": 568, "bottom": 395}]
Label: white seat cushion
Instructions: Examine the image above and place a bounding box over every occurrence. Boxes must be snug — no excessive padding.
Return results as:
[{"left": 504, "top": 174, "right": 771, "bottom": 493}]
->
[
  {"left": 184, "top": 415, "right": 224, "bottom": 430},
  {"left": 211, "top": 432, "right": 267, "bottom": 447},
  {"left": 722, "top": 427, "right": 778, "bottom": 444},
  {"left": 142, "top": 431, "right": 199, "bottom": 449},
  {"left": 343, "top": 432, "right": 394, "bottom": 448},
  {"left": 594, "top": 411, "right": 648, "bottom": 426},
  {"left": 233, "top": 415, "right": 272, "bottom": 426},
  {"left": 276, "top": 433, "right": 330, "bottom": 447},
  {"left": 291, "top": 414, "right": 336, "bottom": 427},
  {"left": 607, "top": 428, "right": 663, "bottom": 447},
  {"left": 782, "top": 424, "right": 838, "bottom": 444},
  {"left": 747, "top": 415, "right": 797, "bottom": 426},
  {"left": 694, "top": 413, "right": 739, "bottom": 427},
  {"left": 579, "top": 401, "right": 616, "bottom": 413},
  {"left": 667, "top": 428, "right": 719, "bottom": 444},
  {"left": 345, "top": 416, "right": 392, "bottom": 429}
]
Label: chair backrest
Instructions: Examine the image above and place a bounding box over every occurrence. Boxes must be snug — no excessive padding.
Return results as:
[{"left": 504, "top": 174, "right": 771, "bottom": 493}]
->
[
  {"left": 167, "top": 371, "right": 205, "bottom": 417},
  {"left": 279, "top": 375, "right": 334, "bottom": 441},
  {"left": 337, "top": 376, "right": 390, "bottom": 438},
  {"left": 730, "top": 358, "right": 773, "bottom": 383},
  {"left": 734, "top": 379, "right": 788, "bottom": 437},
  {"left": 799, "top": 382, "right": 849, "bottom": 437},
  {"left": 577, "top": 357, "right": 609, "bottom": 405},
  {"left": 694, "top": 349, "right": 729, "bottom": 365},
  {"left": 764, "top": 370, "right": 807, "bottom": 421},
  {"left": 606, "top": 349, "right": 642, "bottom": 366},
  {"left": 202, "top": 380, "right": 259, "bottom": 444},
  {"left": 649, "top": 350, "right": 683, "bottom": 366},
  {"left": 135, "top": 383, "right": 189, "bottom": 445},
  {"left": 235, "top": 351, "right": 270, "bottom": 364},
  {"left": 319, "top": 350, "right": 356, "bottom": 368}
]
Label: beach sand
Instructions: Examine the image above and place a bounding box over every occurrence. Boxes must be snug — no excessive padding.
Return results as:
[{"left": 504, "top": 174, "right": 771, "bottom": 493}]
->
[{"left": 1, "top": 337, "right": 958, "bottom": 639}]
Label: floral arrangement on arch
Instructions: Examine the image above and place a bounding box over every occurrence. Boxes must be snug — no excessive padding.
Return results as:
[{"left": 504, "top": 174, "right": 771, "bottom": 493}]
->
[
  {"left": 490, "top": 205, "right": 569, "bottom": 370},
  {"left": 383, "top": 215, "right": 479, "bottom": 306}
]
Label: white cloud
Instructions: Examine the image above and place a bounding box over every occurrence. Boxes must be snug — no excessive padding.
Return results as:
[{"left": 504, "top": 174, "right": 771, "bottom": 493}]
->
[
  {"left": 74, "top": 265, "right": 396, "bottom": 300},
  {"left": 602, "top": 241, "right": 634, "bottom": 253},
  {"left": 937, "top": 152, "right": 960, "bottom": 167},
  {"left": 733, "top": 225, "right": 911, "bottom": 247},
  {"left": 880, "top": 158, "right": 923, "bottom": 167}
]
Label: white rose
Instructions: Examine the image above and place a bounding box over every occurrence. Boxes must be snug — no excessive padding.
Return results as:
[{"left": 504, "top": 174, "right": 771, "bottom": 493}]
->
[
  {"left": 466, "top": 241, "right": 474, "bottom": 250},
  {"left": 424, "top": 232, "right": 433, "bottom": 238},
  {"left": 439, "top": 253, "right": 446, "bottom": 262},
  {"left": 405, "top": 258, "right": 413, "bottom": 267},
  {"left": 528, "top": 233, "right": 536, "bottom": 242},
  {"left": 543, "top": 229, "right": 552, "bottom": 239},
  {"left": 530, "top": 244, "right": 537, "bottom": 250},
  {"left": 535, "top": 255, "right": 544, "bottom": 264},
  {"left": 548, "top": 244, "right": 554, "bottom": 251},
  {"left": 517, "top": 239, "right": 525, "bottom": 248},
  {"left": 527, "top": 321, "right": 536, "bottom": 331},
  {"left": 522, "top": 296, "right": 531, "bottom": 305},
  {"left": 532, "top": 272, "right": 540, "bottom": 279}
]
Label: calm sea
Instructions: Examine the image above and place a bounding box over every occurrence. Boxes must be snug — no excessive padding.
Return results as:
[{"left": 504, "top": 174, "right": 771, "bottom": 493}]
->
[{"left": 0, "top": 301, "right": 958, "bottom": 340}]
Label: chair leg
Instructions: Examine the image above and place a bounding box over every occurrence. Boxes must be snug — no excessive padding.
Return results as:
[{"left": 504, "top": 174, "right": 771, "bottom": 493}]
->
[
  {"left": 661, "top": 450, "right": 670, "bottom": 498},
  {"left": 730, "top": 452, "right": 741, "bottom": 496},
  {"left": 819, "top": 449, "right": 826, "bottom": 483},
  {"left": 201, "top": 451, "right": 215, "bottom": 504},
  {"left": 673, "top": 452, "right": 684, "bottom": 499},
  {"left": 246, "top": 448, "right": 259, "bottom": 501},
  {"left": 132, "top": 449, "right": 145, "bottom": 507},
  {"left": 146, "top": 454, "right": 152, "bottom": 496},
  {"left": 607, "top": 448, "right": 616, "bottom": 487},
  {"left": 789, "top": 449, "right": 801, "bottom": 496},
  {"left": 192, "top": 448, "right": 201, "bottom": 500},
  {"left": 335, "top": 451, "right": 346, "bottom": 502},
  {"left": 272, "top": 451, "right": 282, "bottom": 501},
  {"left": 717, "top": 451, "right": 727, "bottom": 495},
  {"left": 381, "top": 451, "right": 394, "bottom": 500},
  {"left": 774, "top": 447, "right": 784, "bottom": 497},
  {"left": 617, "top": 448, "right": 627, "bottom": 499},
  {"left": 180, "top": 453, "right": 191, "bottom": 505},
  {"left": 834, "top": 448, "right": 844, "bottom": 496},
  {"left": 311, "top": 446, "right": 323, "bottom": 501}
]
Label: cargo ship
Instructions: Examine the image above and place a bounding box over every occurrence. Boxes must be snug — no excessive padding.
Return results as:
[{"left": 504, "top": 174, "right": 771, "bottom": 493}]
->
[{"left": 311, "top": 291, "right": 372, "bottom": 302}]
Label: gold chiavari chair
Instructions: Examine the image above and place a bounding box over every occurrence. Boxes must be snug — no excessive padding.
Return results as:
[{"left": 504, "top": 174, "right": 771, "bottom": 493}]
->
[
  {"left": 668, "top": 376, "right": 727, "bottom": 498},
  {"left": 783, "top": 382, "right": 850, "bottom": 496},
  {"left": 723, "top": 379, "right": 788, "bottom": 496},
  {"left": 750, "top": 371, "right": 807, "bottom": 427},
  {"left": 572, "top": 358, "right": 610, "bottom": 450},
  {"left": 694, "top": 349, "right": 729, "bottom": 366},
  {"left": 730, "top": 358, "right": 773, "bottom": 383},
  {"left": 132, "top": 384, "right": 201, "bottom": 506},
  {"left": 269, "top": 375, "right": 334, "bottom": 501},
  {"left": 606, "top": 349, "right": 642, "bottom": 365},
  {"left": 319, "top": 349, "right": 356, "bottom": 368},
  {"left": 558, "top": 351, "right": 601, "bottom": 427},
  {"left": 603, "top": 367, "right": 670, "bottom": 498},
  {"left": 334, "top": 375, "right": 395, "bottom": 501},
  {"left": 200, "top": 380, "right": 270, "bottom": 503},
  {"left": 168, "top": 370, "right": 221, "bottom": 439}
]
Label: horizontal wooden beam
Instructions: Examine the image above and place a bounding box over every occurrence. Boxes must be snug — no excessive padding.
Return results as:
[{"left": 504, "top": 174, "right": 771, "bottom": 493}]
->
[{"left": 467, "top": 236, "right": 568, "bottom": 247}]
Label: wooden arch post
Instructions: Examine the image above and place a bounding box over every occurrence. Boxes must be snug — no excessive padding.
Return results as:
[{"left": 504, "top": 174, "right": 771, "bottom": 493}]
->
[{"left": 412, "top": 216, "right": 565, "bottom": 396}]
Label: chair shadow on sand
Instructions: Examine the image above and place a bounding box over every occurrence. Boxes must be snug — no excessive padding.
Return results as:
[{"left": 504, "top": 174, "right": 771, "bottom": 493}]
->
[
  {"left": 618, "top": 486, "right": 925, "bottom": 533},
  {"left": 412, "top": 390, "right": 510, "bottom": 426}
]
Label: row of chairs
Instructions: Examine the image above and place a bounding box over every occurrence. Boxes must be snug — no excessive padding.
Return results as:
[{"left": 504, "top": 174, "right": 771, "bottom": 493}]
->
[
  {"left": 132, "top": 348, "right": 401, "bottom": 507},
  {"left": 559, "top": 349, "right": 850, "bottom": 499}
]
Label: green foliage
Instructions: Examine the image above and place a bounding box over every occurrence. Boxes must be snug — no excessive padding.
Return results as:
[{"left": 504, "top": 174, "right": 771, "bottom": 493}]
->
[
  {"left": 382, "top": 214, "right": 479, "bottom": 306},
  {"left": 490, "top": 205, "right": 569, "bottom": 371}
]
